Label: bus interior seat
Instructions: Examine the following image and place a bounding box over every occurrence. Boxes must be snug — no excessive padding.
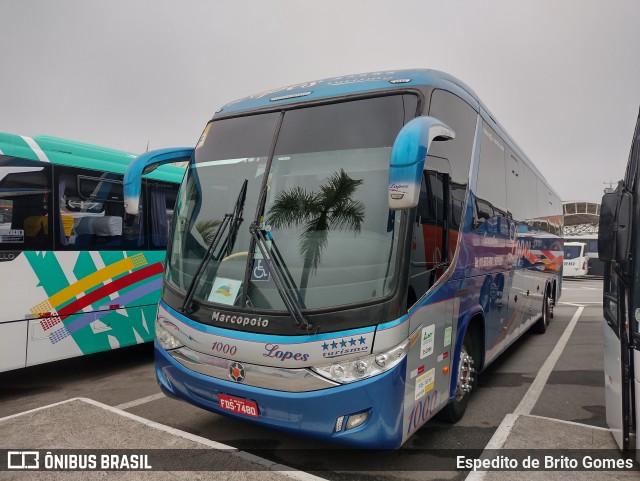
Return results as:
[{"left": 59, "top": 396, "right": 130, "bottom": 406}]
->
[
  {"left": 92, "top": 216, "right": 123, "bottom": 246},
  {"left": 71, "top": 216, "right": 96, "bottom": 247},
  {"left": 23, "top": 215, "right": 49, "bottom": 246},
  {"left": 23, "top": 215, "right": 48, "bottom": 236}
]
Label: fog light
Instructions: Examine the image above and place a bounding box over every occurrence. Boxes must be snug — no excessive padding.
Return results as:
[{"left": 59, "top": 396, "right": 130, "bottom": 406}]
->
[
  {"left": 335, "top": 416, "right": 345, "bottom": 432},
  {"left": 312, "top": 337, "right": 410, "bottom": 384},
  {"left": 345, "top": 412, "right": 369, "bottom": 431},
  {"left": 155, "top": 318, "right": 183, "bottom": 350},
  {"left": 331, "top": 365, "right": 345, "bottom": 379},
  {"left": 375, "top": 354, "right": 387, "bottom": 367},
  {"left": 353, "top": 360, "right": 368, "bottom": 376}
]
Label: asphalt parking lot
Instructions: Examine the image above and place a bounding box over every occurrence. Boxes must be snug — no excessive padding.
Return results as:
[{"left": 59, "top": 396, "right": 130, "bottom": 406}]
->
[{"left": 1, "top": 276, "right": 634, "bottom": 480}]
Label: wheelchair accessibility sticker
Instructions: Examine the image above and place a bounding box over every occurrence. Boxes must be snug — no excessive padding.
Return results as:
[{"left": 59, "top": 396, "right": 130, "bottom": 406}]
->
[{"left": 251, "top": 259, "right": 271, "bottom": 282}]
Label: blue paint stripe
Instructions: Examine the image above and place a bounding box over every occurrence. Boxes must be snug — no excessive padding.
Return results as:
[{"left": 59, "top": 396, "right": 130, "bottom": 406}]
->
[
  {"left": 376, "top": 314, "right": 409, "bottom": 331},
  {"left": 160, "top": 300, "right": 376, "bottom": 344}
]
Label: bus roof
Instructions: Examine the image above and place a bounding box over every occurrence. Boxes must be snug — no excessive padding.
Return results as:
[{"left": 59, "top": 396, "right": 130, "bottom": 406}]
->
[
  {"left": 216, "top": 69, "right": 481, "bottom": 116},
  {"left": 215, "top": 68, "right": 560, "bottom": 201},
  {"left": 0, "top": 132, "right": 185, "bottom": 183}
]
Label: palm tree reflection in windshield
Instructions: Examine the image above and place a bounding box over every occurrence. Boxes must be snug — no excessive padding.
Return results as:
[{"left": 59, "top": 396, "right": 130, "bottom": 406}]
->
[
  {"left": 267, "top": 169, "right": 365, "bottom": 300},
  {"left": 195, "top": 219, "right": 222, "bottom": 246}
]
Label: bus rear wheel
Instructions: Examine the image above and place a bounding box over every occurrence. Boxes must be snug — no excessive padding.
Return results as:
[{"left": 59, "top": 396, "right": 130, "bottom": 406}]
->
[
  {"left": 533, "top": 289, "right": 551, "bottom": 334},
  {"left": 438, "top": 329, "right": 476, "bottom": 423}
]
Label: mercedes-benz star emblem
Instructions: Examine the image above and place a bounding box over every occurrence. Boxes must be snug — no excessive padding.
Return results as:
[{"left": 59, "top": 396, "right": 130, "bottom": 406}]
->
[{"left": 229, "top": 362, "right": 245, "bottom": 383}]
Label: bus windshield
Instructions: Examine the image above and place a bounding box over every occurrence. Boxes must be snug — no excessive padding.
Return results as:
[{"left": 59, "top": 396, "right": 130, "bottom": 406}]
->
[
  {"left": 563, "top": 245, "right": 583, "bottom": 259},
  {"left": 166, "top": 95, "right": 414, "bottom": 311}
]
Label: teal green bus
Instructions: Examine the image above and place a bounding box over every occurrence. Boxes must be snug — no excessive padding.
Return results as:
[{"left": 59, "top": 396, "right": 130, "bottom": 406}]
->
[{"left": 0, "top": 133, "right": 185, "bottom": 371}]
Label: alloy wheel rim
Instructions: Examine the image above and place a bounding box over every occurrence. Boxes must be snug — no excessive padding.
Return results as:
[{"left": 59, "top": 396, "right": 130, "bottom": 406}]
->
[{"left": 455, "top": 347, "right": 475, "bottom": 401}]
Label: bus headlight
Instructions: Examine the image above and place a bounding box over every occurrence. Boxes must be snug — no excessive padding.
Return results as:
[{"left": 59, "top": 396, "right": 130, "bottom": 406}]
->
[
  {"left": 155, "top": 318, "right": 183, "bottom": 350},
  {"left": 311, "top": 338, "right": 408, "bottom": 383}
]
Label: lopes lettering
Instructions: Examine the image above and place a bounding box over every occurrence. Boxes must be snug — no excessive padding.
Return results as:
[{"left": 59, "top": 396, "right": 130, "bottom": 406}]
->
[{"left": 263, "top": 343, "right": 310, "bottom": 362}]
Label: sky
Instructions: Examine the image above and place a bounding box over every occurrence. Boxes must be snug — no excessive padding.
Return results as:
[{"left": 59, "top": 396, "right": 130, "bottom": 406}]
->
[{"left": 1, "top": 0, "right": 639, "bottom": 203}]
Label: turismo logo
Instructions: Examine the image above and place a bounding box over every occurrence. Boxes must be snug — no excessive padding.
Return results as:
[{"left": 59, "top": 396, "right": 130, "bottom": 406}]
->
[{"left": 321, "top": 336, "right": 368, "bottom": 358}]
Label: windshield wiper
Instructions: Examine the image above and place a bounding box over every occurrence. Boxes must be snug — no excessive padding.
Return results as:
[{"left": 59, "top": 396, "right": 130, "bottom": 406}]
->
[
  {"left": 182, "top": 179, "right": 248, "bottom": 313},
  {"left": 249, "top": 222, "right": 314, "bottom": 332},
  {"left": 220, "top": 180, "right": 249, "bottom": 260}
]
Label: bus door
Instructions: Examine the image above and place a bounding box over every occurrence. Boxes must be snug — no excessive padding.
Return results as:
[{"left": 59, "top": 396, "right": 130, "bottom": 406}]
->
[
  {"left": 602, "top": 264, "right": 632, "bottom": 451},
  {"left": 599, "top": 183, "right": 638, "bottom": 460},
  {"left": 409, "top": 158, "right": 452, "bottom": 302}
]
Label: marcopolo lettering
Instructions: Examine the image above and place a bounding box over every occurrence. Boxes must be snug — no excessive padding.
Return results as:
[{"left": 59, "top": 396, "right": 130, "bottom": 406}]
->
[
  {"left": 211, "top": 311, "right": 269, "bottom": 328},
  {"left": 0, "top": 251, "right": 20, "bottom": 262}
]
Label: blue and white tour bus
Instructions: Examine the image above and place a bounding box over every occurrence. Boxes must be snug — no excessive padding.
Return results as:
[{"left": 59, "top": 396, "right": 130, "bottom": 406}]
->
[{"left": 124, "top": 69, "right": 563, "bottom": 448}]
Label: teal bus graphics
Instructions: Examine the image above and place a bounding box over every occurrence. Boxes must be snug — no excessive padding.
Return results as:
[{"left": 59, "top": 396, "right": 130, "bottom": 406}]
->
[{"left": 0, "top": 133, "right": 186, "bottom": 371}]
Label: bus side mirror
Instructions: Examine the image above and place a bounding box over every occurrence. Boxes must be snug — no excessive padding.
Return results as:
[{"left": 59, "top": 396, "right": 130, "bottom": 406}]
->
[
  {"left": 388, "top": 116, "right": 454, "bottom": 210},
  {"left": 124, "top": 147, "right": 193, "bottom": 215},
  {"left": 598, "top": 187, "right": 632, "bottom": 262}
]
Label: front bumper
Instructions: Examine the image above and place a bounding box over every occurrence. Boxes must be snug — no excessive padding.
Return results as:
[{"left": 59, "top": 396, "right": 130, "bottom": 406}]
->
[{"left": 155, "top": 340, "right": 407, "bottom": 449}]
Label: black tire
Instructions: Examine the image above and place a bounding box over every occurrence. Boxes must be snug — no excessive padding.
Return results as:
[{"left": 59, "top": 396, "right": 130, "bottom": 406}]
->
[
  {"left": 533, "top": 289, "right": 551, "bottom": 334},
  {"left": 438, "top": 327, "right": 477, "bottom": 423}
]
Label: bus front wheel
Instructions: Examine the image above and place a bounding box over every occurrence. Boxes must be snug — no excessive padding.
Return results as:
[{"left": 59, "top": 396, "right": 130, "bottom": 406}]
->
[{"left": 439, "top": 328, "right": 476, "bottom": 423}]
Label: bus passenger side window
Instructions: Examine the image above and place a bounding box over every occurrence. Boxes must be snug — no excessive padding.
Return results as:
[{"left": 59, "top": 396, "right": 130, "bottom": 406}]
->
[
  {"left": 603, "top": 263, "right": 619, "bottom": 330},
  {"left": 0, "top": 158, "right": 53, "bottom": 251},
  {"left": 450, "top": 183, "right": 465, "bottom": 230},
  {"left": 506, "top": 151, "right": 525, "bottom": 222},
  {"left": 55, "top": 166, "right": 140, "bottom": 251},
  {"left": 146, "top": 180, "right": 179, "bottom": 249},
  {"left": 409, "top": 170, "right": 452, "bottom": 306},
  {"left": 417, "top": 171, "right": 445, "bottom": 227},
  {"left": 474, "top": 123, "right": 506, "bottom": 232}
]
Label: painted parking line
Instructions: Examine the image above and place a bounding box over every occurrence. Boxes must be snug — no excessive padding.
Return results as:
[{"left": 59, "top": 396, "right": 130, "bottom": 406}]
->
[
  {"left": 513, "top": 306, "right": 584, "bottom": 416},
  {"left": 0, "top": 398, "right": 78, "bottom": 423},
  {"left": 558, "top": 302, "right": 601, "bottom": 307},
  {"left": 116, "top": 392, "right": 165, "bottom": 410},
  {"left": 523, "top": 413, "right": 610, "bottom": 432},
  {"left": 466, "top": 306, "right": 585, "bottom": 481},
  {"left": 562, "top": 287, "right": 602, "bottom": 291},
  {"left": 0, "top": 397, "right": 326, "bottom": 481}
]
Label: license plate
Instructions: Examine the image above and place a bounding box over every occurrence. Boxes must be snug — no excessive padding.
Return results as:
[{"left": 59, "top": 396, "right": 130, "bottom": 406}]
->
[{"left": 218, "top": 394, "right": 259, "bottom": 418}]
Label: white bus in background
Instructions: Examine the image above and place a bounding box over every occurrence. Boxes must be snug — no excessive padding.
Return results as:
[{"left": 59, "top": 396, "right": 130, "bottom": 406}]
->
[
  {"left": 564, "top": 234, "right": 604, "bottom": 276},
  {"left": 562, "top": 241, "right": 588, "bottom": 277}
]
